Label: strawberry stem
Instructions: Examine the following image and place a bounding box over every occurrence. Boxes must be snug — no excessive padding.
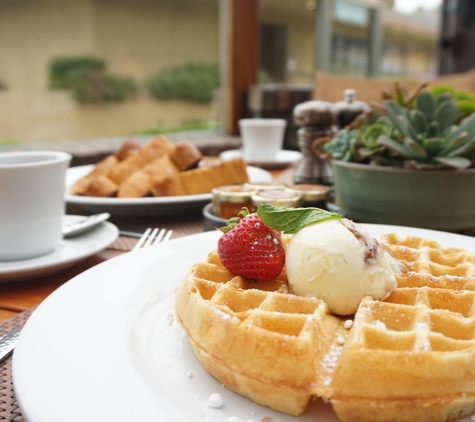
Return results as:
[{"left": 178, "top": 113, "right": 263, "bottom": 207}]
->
[{"left": 218, "top": 207, "right": 251, "bottom": 233}]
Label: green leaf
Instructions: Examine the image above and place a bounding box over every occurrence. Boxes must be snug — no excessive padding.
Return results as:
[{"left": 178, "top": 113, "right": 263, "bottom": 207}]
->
[
  {"left": 324, "top": 130, "right": 356, "bottom": 161},
  {"left": 401, "top": 112, "right": 419, "bottom": 141},
  {"left": 446, "top": 137, "right": 475, "bottom": 157},
  {"left": 377, "top": 135, "right": 408, "bottom": 156},
  {"left": 435, "top": 100, "right": 457, "bottom": 132},
  {"left": 434, "top": 156, "right": 472, "bottom": 169},
  {"left": 441, "top": 125, "right": 459, "bottom": 140},
  {"left": 457, "top": 99, "right": 475, "bottom": 117},
  {"left": 342, "top": 150, "right": 352, "bottom": 161},
  {"left": 454, "top": 90, "right": 475, "bottom": 101},
  {"left": 409, "top": 109, "right": 427, "bottom": 133},
  {"left": 422, "top": 137, "right": 445, "bottom": 156},
  {"left": 441, "top": 131, "right": 467, "bottom": 154},
  {"left": 218, "top": 208, "right": 250, "bottom": 233},
  {"left": 361, "top": 123, "right": 388, "bottom": 147},
  {"left": 458, "top": 112, "right": 475, "bottom": 139},
  {"left": 403, "top": 137, "right": 428, "bottom": 159},
  {"left": 436, "top": 92, "right": 455, "bottom": 106},
  {"left": 375, "top": 115, "right": 392, "bottom": 127},
  {"left": 357, "top": 146, "right": 385, "bottom": 159},
  {"left": 438, "top": 126, "right": 468, "bottom": 153},
  {"left": 257, "top": 204, "right": 342, "bottom": 234},
  {"left": 426, "top": 121, "right": 440, "bottom": 138},
  {"left": 384, "top": 101, "right": 408, "bottom": 136},
  {"left": 416, "top": 90, "right": 436, "bottom": 122},
  {"left": 396, "top": 116, "right": 412, "bottom": 138}
]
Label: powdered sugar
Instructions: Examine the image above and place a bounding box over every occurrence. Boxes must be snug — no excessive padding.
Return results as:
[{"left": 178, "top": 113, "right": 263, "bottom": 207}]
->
[
  {"left": 373, "top": 320, "right": 387, "bottom": 330},
  {"left": 167, "top": 312, "right": 174, "bottom": 326},
  {"left": 415, "top": 322, "right": 428, "bottom": 331},
  {"left": 321, "top": 342, "right": 343, "bottom": 387},
  {"left": 336, "top": 335, "right": 345, "bottom": 345},
  {"left": 208, "top": 393, "right": 224, "bottom": 408}
]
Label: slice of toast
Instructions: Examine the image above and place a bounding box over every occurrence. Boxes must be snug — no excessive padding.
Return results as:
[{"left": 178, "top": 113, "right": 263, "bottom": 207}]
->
[
  {"left": 151, "top": 173, "right": 186, "bottom": 196},
  {"left": 180, "top": 157, "right": 249, "bottom": 195}
]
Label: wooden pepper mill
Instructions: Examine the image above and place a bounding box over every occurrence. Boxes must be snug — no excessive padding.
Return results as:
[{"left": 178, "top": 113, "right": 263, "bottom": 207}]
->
[{"left": 292, "top": 100, "right": 335, "bottom": 185}]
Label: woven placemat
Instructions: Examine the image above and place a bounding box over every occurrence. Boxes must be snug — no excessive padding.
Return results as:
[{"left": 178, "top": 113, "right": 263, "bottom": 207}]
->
[
  {"left": 0, "top": 219, "right": 206, "bottom": 421},
  {"left": 0, "top": 308, "right": 35, "bottom": 422}
]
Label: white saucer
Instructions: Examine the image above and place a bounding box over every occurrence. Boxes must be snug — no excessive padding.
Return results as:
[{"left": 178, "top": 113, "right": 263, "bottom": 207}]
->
[
  {"left": 220, "top": 149, "right": 302, "bottom": 169},
  {"left": 0, "top": 215, "right": 119, "bottom": 282}
]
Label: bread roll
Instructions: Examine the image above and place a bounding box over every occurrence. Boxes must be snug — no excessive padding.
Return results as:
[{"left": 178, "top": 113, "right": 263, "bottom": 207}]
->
[{"left": 170, "top": 141, "right": 202, "bottom": 171}]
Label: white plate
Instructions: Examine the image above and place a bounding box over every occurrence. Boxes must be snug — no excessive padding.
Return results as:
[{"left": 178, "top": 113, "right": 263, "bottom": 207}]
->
[
  {"left": 220, "top": 149, "right": 302, "bottom": 169},
  {"left": 0, "top": 215, "right": 118, "bottom": 282},
  {"left": 65, "top": 165, "right": 272, "bottom": 216},
  {"left": 12, "top": 226, "right": 475, "bottom": 422}
]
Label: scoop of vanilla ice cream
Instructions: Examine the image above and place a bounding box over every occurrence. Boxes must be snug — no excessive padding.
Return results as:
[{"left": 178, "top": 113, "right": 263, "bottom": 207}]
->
[{"left": 285, "top": 218, "right": 398, "bottom": 315}]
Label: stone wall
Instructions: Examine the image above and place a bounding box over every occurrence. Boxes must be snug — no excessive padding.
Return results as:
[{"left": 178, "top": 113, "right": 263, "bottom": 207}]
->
[{"left": 0, "top": 90, "right": 216, "bottom": 143}]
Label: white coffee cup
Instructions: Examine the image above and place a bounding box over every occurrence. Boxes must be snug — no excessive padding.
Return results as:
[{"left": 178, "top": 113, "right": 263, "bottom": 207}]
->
[
  {"left": 239, "top": 118, "right": 287, "bottom": 161},
  {"left": 0, "top": 151, "right": 71, "bottom": 261}
]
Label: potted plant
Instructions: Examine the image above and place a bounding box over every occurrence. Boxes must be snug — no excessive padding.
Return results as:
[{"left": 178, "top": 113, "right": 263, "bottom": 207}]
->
[{"left": 320, "top": 83, "right": 475, "bottom": 231}]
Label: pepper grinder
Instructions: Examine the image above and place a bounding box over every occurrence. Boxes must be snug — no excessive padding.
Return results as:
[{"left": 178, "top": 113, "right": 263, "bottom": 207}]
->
[{"left": 292, "top": 100, "right": 335, "bottom": 185}]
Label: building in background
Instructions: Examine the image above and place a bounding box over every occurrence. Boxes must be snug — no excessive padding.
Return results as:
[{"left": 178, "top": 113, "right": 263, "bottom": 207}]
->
[
  {"left": 0, "top": 0, "right": 440, "bottom": 90},
  {"left": 328, "top": 2, "right": 439, "bottom": 79},
  {"left": 439, "top": 0, "right": 475, "bottom": 74},
  {"left": 0, "top": 0, "right": 441, "bottom": 143}
]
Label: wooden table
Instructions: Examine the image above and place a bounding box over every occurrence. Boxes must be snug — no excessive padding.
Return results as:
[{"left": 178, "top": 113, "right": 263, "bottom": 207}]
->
[{"left": 0, "top": 167, "right": 294, "bottom": 324}]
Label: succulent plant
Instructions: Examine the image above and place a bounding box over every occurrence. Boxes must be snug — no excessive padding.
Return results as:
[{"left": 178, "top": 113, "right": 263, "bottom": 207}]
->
[
  {"left": 429, "top": 84, "right": 475, "bottom": 122},
  {"left": 379, "top": 81, "right": 428, "bottom": 108},
  {"left": 323, "top": 130, "right": 355, "bottom": 162},
  {"left": 458, "top": 100, "right": 475, "bottom": 118},
  {"left": 324, "top": 87, "right": 475, "bottom": 170}
]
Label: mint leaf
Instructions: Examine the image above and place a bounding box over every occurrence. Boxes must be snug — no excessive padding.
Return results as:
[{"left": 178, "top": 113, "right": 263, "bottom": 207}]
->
[{"left": 257, "top": 204, "right": 343, "bottom": 234}]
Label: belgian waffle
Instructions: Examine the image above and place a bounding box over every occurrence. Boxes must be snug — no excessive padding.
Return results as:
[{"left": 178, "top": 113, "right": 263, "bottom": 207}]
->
[{"left": 174, "top": 233, "right": 475, "bottom": 422}]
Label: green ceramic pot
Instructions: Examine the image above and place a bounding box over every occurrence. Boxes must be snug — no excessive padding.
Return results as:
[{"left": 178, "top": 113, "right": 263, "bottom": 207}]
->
[{"left": 332, "top": 160, "right": 475, "bottom": 231}]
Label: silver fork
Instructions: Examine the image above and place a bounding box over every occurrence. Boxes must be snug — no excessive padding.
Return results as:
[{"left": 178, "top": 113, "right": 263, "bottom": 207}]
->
[{"left": 132, "top": 228, "right": 173, "bottom": 251}]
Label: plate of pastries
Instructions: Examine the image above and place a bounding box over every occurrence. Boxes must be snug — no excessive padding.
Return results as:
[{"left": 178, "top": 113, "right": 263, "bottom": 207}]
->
[{"left": 65, "top": 135, "right": 272, "bottom": 216}]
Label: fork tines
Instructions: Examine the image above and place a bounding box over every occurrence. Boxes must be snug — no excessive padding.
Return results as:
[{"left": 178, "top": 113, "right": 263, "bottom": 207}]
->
[{"left": 133, "top": 228, "right": 173, "bottom": 251}]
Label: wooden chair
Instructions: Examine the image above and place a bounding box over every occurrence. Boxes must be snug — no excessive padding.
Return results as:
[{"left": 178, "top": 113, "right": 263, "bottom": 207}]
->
[
  {"left": 312, "top": 71, "right": 423, "bottom": 103},
  {"left": 312, "top": 69, "right": 475, "bottom": 103},
  {"left": 430, "top": 68, "right": 475, "bottom": 93}
]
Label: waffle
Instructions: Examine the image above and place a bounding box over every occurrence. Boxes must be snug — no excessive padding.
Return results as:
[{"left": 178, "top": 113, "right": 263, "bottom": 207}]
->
[{"left": 174, "top": 233, "right": 475, "bottom": 422}]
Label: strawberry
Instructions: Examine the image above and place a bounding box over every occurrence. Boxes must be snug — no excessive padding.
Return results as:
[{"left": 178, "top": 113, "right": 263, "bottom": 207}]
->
[{"left": 217, "top": 209, "right": 285, "bottom": 282}]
